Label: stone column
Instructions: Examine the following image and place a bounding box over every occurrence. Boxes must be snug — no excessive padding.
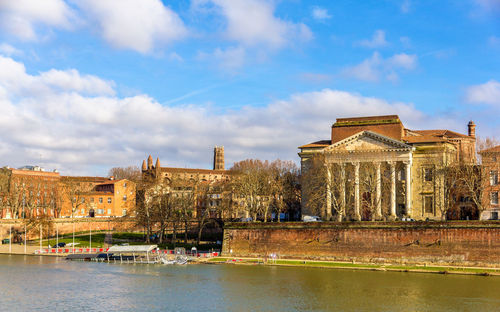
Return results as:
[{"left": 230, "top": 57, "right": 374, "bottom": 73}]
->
[
  {"left": 389, "top": 161, "right": 397, "bottom": 219},
  {"left": 353, "top": 162, "right": 361, "bottom": 221},
  {"left": 326, "top": 164, "right": 332, "bottom": 220},
  {"left": 375, "top": 162, "right": 382, "bottom": 220},
  {"left": 404, "top": 160, "right": 412, "bottom": 217},
  {"left": 340, "top": 163, "right": 346, "bottom": 221}
]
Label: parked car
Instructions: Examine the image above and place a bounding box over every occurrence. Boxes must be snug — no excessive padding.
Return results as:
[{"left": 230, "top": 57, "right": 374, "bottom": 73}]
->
[
  {"left": 239, "top": 217, "right": 253, "bottom": 222},
  {"left": 51, "top": 242, "right": 66, "bottom": 248},
  {"left": 302, "top": 215, "right": 322, "bottom": 222}
]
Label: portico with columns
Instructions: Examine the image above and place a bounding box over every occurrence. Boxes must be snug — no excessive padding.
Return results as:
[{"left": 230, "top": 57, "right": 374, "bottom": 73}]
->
[
  {"left": 299, "top": 115, "right": 477, "bottom": 221},
  {"left": 321, "top": 131, "right": 414, "bottom": 220}
]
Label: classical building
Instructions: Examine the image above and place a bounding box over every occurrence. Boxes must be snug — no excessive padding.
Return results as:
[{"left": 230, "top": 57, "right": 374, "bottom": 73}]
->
[
  {"left": 299, "top": 115, "right": 476, "bottom": 221},
  {"left": 479, "top": 146, "right": 500, "bottom": 220}
]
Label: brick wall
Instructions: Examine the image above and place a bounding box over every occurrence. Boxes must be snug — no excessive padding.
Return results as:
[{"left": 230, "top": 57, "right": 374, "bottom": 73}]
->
[{"left": 222, "top": 221, "right": 500, "bottom": 267}]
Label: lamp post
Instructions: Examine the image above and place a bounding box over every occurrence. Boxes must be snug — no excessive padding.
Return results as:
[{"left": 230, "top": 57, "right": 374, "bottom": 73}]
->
[
  {"left": 9, "top": 224, "right": 12, "bottom": 254},
  {"left": 24, "top": 224, "right": 26, "bottom": 254}
]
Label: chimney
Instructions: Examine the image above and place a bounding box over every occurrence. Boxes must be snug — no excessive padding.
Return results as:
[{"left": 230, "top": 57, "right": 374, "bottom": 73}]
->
[
  {"left": 141, "top": 160, "right": 147, "bottom": 171},
  {"left": 213, "top": 146, "right": 225, "bottom": 170},
  {"left": 468, "top": 121, "right": 476, "bottom": 137}
]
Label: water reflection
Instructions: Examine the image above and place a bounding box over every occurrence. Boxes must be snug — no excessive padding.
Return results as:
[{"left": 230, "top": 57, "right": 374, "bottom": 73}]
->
[{"left": 0, "top": 255, "right": 498, "bottom": 311}]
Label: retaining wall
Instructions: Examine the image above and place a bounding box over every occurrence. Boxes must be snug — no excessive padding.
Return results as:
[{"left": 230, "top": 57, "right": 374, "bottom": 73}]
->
[{"left": 222, "top": 221, "right": 500, "bottom": 267}]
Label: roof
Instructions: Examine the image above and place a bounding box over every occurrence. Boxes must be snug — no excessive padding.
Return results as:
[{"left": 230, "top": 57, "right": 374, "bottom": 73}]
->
[
  {"left": 325, "top": 130, "right": 414, "bottom": 152},
  {"left": 61, "top": 176, "right": 109, "bottom": 183},
  {"left": 411, "top": 129, "right": 470, "bottom": 139},
  {"left": 106, "top": 245, "right": 158, "bottom": 253},
  {"left": 96, "top": 179, "right": 126, "bottom": 185},
  {"left": 479, "top": 145, "right": 500, "bottom": 154},
  {"left": 298, "top": 140, "right": 331, "bottom": 149},
  {"left": 333, "top": 115, "right": 401, "bottom": 127},
  {"left": 160, "top": 167, "right": 228, "bottom": 174},
  {"left": 403, "top": 136, "right": 447, "bottom": 143}
]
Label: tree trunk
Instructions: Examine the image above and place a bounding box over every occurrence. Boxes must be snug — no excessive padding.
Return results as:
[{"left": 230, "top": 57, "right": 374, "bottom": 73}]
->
[{"left": 184, "top": 220, "right": 188, "bottom": 244}]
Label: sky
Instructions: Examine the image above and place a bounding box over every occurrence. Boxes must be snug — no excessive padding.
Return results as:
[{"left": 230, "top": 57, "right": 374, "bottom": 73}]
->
[{"left": 0, "top": 0, "right": 499, "bottom": 176}]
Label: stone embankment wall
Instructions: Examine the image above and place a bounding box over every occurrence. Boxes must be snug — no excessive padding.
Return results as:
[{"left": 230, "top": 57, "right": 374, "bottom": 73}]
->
[
  {"left": 222, "top": 221, "right": 500, "bottom": 267},
  {"left": 0, "top": 219, "right": 141, "bottom": 241}
]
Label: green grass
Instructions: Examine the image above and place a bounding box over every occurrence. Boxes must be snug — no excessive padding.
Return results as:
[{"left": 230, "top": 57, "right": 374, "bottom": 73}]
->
[{"left": 208, "top": 257, "right": 500, "bottom": 275}]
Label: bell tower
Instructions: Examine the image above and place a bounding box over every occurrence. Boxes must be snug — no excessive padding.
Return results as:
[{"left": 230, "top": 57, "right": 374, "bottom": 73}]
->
[{"left": 213, "top": 146, "right": 225, "bottom": 170}]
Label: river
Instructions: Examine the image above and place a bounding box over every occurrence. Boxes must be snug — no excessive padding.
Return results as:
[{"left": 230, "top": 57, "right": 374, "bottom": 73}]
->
[{"left": 0, "top": 255, "right": 498, "bottom": 311}]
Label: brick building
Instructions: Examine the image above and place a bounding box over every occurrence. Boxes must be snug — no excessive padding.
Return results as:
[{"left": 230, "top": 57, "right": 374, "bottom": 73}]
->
[
  {"left": 479, "top": 146, "right": 500, "bottom": 220},
  {"left": 0, "top": 166, "right": 60, "bottom": 218},
  {"left": 299, "top": 115, "right": 477, "bottom": 221},
  {"left": 59, "top": 176, "right": 136, "bottom": 218},
  {"left": 0, "top": 166, "right": 136, "bottom": 219}
]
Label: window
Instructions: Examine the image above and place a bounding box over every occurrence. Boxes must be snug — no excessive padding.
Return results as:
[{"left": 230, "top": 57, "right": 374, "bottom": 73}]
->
[
  {"left": 97, "top": 209, "right": 104, "bottom": 214},
  {"left": 490, "top": 192, "right": 499, "bottom": 205},
  {"left": 424, "top": 196, "right": 433, "bottom": 214},
  {"left": 490, "top": 171, "right": 498, "bottom": 186},
  {"left": 81, "top": 198, "right": 85, "bottom": 203},
  {"left": 123, "top": 195, "right": 127, "bottom": 201},
  {"left": 107, "top": 209, "right": 111, "bottom": 214},
  {"left": 123, "top": 182, "right": 127, "bottom": 187},
  {"left": 90, "top": 197, "right": 94, "bottom": 203},
  {"left": 81, "top": 208, "right": 85, "bottom": 214},
  {"left": 491, "top": 211, "right": 498, "bottom": 220},
  {"left": 424, "top": 168, "right": 433, "bottom": 182},
  {"left": 122, "top": 209, "right": 127, "bottom": 216},
  {"left": 107, "top": 197, "right": 112, "bottom": 204},
  {"left": 99, "top": 197, "right": 103, "bottom": 203}
]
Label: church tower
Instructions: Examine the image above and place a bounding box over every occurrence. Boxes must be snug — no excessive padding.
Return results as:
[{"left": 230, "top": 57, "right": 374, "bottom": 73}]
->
[{"left": 213, "top": 146, "right": 225, "bottom": 170}]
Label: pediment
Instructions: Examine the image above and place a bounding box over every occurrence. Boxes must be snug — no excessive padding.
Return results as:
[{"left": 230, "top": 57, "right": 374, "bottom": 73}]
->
[{"left": 324, "top": 131, "right": 413, "bottom": 152}]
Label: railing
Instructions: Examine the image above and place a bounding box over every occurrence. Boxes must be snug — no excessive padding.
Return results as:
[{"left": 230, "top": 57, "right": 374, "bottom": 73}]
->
[{"left": 35, "top": 248, "right": 220, "bottom": 257}]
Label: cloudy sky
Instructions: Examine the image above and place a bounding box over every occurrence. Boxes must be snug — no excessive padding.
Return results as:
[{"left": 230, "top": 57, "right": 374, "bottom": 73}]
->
[{"left": 0, "top": 0, "right": 499, "bottom": 175}]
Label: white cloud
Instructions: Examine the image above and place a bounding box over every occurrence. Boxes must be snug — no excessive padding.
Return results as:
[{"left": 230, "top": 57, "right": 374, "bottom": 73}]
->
[
  {"left": 475, "top": 0, "right": 500, "bottom": 11},
  {"left": 466, "top": 80, "right": 500, "bottom": 106},
  {"left": 312, "top": 6, "right": 331, "bottom": 20},
  {"left": 401, "top": 0, "right": 411, "bottom": 13},
  {"left": 0, "top": 0, "right": 77, "bottom": 40},
  {"left": 194, "top": 0, "right": 312, "bottom": 49},
  {"left": 0, "top": 56, "right": 448, "bottom": 175},
  {"left": 343, "top": 52, "right": 417, "bottom": 82},
  {"left": 356, "top": 30, "right": 388, "bottom": 48},
  {"left": 489, "top": 36, "right": 500, "bottom": 48},
  {"left": 388, "top": 53, "right": 417, "bottom": 70},
  {"left": 75, "top": 0, "right": 187, "bottom": 54},
  {"left": 0, "top": 43, "right": 22, "bottom": 56}
]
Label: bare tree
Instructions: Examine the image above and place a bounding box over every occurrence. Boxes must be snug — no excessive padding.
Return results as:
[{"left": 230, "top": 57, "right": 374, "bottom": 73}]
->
[{"left": 108, "top": 166, "right": 142, "bottom": 182}]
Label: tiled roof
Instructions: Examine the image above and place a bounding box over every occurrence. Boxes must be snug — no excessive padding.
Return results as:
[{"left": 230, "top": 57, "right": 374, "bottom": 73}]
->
[
  {"left": 403, "top": 136, "right": 447, "bottom": 143},
  {"left": 479, "top": 145, "right": 500, "bottom": 153},
  {"left": 160, "top": 167, "right": 228, "bottom": 174},
  {"left": 96, "top": 179, "right": 125, "bottom": 185},
  {"left": 411, "top": 129, "right": 470, "bottom": 139},
  {"left": 298, "top": 140, "right": 331, "bottom": 149},
  {"left": 61, "top": 176, "right": 109, "bottom": 183}
]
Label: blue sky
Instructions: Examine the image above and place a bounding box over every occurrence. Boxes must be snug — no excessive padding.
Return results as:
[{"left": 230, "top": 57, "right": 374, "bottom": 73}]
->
[{"left": 0, "top": 0, "right": 499, "bottom": 175}]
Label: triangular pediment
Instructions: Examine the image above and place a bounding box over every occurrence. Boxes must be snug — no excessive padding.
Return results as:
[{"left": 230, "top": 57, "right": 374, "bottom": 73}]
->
[{"left": 324, "top": 131, "right": 413, "bottom": 152}]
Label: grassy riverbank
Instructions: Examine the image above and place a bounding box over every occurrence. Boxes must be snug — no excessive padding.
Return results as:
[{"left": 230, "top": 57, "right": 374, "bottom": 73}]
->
[{"left": 206, "top": 257, "right": 500, "bottom": 276}]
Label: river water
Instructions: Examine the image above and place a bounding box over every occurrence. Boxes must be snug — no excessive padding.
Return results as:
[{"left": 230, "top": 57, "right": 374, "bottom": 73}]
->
[{"left": 0, "top": 255, "right": 498, "bottom": 312}]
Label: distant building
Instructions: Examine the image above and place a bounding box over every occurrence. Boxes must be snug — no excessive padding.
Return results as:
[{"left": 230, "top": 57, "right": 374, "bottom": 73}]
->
[
  {"left": 0, "top": 166, "right": 136, "bottom": 219},
  {"left": 59, "top": 176, "right": 136, "bottom": 218},
  {"left": 299, "top": 115, "right": 477, "bottom": 221},
  {"left": 479, "top": 146, "right": 500, "bottom": 220},
  {"left": 0, "top": 166, "right": 60, "bottom": 219},
  {"left": 141, "top": 146, "right": 247, "bottom": 219}
]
